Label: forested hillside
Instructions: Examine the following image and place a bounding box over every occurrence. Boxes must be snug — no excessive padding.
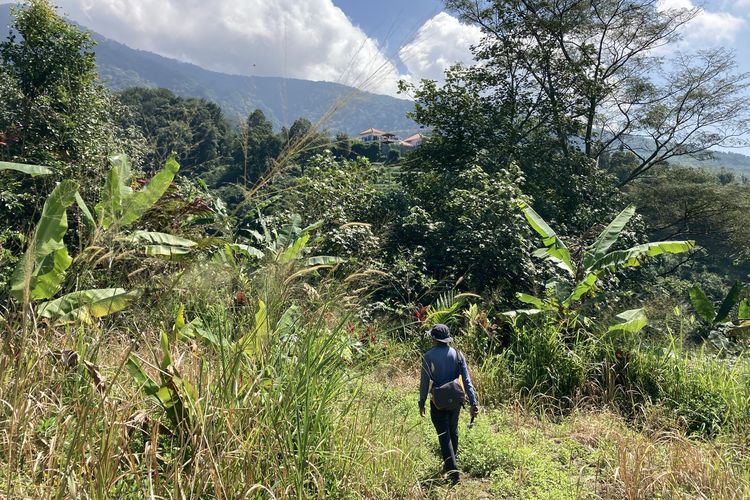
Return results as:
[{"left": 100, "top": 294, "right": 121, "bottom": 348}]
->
[
  {"left": 0, "top": 2, "right": 416, "bottom": 134},
  {"left": 2, "top": 1, "right": 750, "bottom": 498}
]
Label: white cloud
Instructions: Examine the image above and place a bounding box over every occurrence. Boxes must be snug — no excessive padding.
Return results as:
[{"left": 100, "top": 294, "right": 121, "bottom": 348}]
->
[
  {"left": 658, "top": 0, "right": 745, "bottom": 45},
  {"left": 398, "top": 12, "right": 482, "bottom": 84},
  {"left": 55, "top": 0, "right": 404, "bottom": 97}
]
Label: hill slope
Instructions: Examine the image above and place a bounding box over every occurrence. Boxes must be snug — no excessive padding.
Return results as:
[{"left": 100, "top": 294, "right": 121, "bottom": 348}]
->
[{"left": 0, "top": 3, "right": 416, "bottom": 135}]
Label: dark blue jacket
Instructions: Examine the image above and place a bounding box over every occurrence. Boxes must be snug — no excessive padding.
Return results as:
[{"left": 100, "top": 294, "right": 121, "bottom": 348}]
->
[{"left": 418, "top": 344, "right": 478, "bottom": 409}]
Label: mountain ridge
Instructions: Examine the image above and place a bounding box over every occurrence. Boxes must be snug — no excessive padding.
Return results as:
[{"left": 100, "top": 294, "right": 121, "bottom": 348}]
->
[
  {"left": 0, "top": 2, "right": 417, "bottom": 135},
  {"left": 1, "top": 3, "right": 748, "bottom": 172}
]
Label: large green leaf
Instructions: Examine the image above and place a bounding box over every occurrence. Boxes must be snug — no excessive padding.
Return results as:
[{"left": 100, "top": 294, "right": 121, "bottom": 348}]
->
[
  {"left": 228, "top": 243, "right": 265, "bottom": 260},
  {"left": 565, "top": 273, "right": 599, "bottom": 305},
  {"left": 608, "top": 308, "right": 648, "bottom": 333},
  {"left": 516, "top": 293, "right": 544, "bottom": 308},
  {"left": 689, "top": 286, "right": 716, "bottom": 324},
  {"left": 585, "top": 205, "right": 636, "bottom": 269},
  {"left": 126, "top": 231, "right": 197, "bottom": 261},
  {"left": 10, "top": 180, "right": 78, "bottom": 301},
  {"left": 592, "top": 240, "right": 695, "bottom": 274},
  {"left": 75, "top": 192, "right": 96, "bottom": 228},
  {"left": 739, "top": 299, "right": 750, "bottom": 320},
  {"left": 128, "top": 231, "right": 197, "bottom": 248},
  {"left": 95, "top": 155, "right": 133, "bottom": 229},
  {"left": 239, "top": 299, "right": 268, "bottom": 357},
  {"left": 144, "top": 245, "right": 192, "bottom": 260},
  {"left": 519, "top": 202, "right": 574, "bottom": 276},
  {"left": 0, "top": 161, "right": 52, "bottom": 176},
  {"left": 280, "top": 233, "right": 310, "bottom": 263},
  {"left": 120, "top": 157, "right": 180, "bottom": 227},
  {"left": 126, "top": 357, "right": 161, "bottom": 400},
  {"left": 37, "top": 288, "right": 140, "bottom": 323},
  {"left": 715, "top": 281, "right": 745, "bottom": 324}
]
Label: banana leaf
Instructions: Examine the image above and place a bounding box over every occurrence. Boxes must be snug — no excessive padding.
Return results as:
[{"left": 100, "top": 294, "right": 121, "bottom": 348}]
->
[
  {"left": 689, "top": 286, "right": 716, "bottom": 324},
  {"left": 585, "top": 205, "right": 636, "bottom": 269},
  {"left": 10, "top": 180, "right": 78, "bottom": 301},
  {"left": 0, "top": 161, "right": 52, "bottom": 176},
  {"left": 37, "top": 288, "right": 140, "bottom": 323}
]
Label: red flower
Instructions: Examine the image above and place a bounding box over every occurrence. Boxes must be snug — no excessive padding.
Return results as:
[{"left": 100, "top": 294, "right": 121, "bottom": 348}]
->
[{"left": 234, "top": 291, "right": 249, "bottom": 306}]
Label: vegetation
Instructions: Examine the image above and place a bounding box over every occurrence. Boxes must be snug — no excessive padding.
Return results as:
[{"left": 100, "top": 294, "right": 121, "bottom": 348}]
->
[{"left": 2, "top": 0, "right": 750, "bottom": 497}]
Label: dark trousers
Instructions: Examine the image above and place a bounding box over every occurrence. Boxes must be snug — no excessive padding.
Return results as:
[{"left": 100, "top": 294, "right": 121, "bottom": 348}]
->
[{"left": 430, "top": 403, "right": 461, "bottom": 480}]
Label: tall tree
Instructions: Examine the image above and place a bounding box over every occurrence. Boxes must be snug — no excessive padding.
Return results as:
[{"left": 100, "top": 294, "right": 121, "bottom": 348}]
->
[
  {"left": 0, "top": 1, "right": 139, "bottom": 230},
  {"left": 233, "top": 109, "right": 282, "bottom": 185},
  {"left": 438, "top": 0, "right": 750, "bottom": 185},
  {"left": 118, "top": 87, "right": 233, "bottom": 175},
  {"left": 0, "top": 0, "right": 125, "bottom": 173}
]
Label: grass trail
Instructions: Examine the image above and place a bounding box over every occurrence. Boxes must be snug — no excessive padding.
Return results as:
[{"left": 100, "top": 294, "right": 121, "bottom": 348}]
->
[{"left": 364, "top": 361, "right": 750, "bottom": 499}]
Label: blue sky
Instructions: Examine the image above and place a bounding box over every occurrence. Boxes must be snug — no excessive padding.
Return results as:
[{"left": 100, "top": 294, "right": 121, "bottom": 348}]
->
[
  {"left": 40, "top": 0, "right": 749, "bottom": 152},
  {"left": 54, "top": 0, "right": 750, "bottom": 103},
  {"left": 332, "top": 0, "right": 444, "bottom": 51},
  {"left": 332, "top": 0, "right": 750, "bottom": 78}
]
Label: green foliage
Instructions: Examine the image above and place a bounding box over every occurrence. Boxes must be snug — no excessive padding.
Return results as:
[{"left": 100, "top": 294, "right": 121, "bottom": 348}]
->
[
  {"left": 510, "top": 202, "right": 694, "bottom": 328},
  {"left": 460, "top": 418, "right": 577, "bottom": 498},
  {"left": 689, "top": 281, "right": 750, "bottom": 344},
  {"left": 441, "top": 0, "right": 748, "bottom": 187},
  {"left": 95, "top": 154, "right": 180, "bottom": 230},
  {"left": 399, "top": 161, "right": 534, "bottom": 294},
  {"left": 624, "top": 163, "right": 750, "bottom": 274},
  {"left": 423, "top": 290, "right": 479, "bottom": 328},
  {"left": 7, "top": 155, "right": 188, "bottom": 324},
  {"left": 10, "top": 180, "right": 78, "bottom": 301},
  {"left": 126, "top": 330, "right": 200, "bottom": 434},
  {"left": 273, "top": 152, "right": 391, "bottom": 272},
  {"left": 37, "top": 288, "right": 140, "bottom": 324},
  {"left": 127, "top": 231, "right": 197, "bottom": 261},
  {"left": 0, "top": 0, "right": 147, "bottom": 293},
  {"left": 622, "top": 337, "right": 750, "bottom": 435},
  {"left": 608, "top": 308, "right": 649, "bottom": 334},
  {"left": 117, "top": 87, "right": 234, "bottom": 175}
]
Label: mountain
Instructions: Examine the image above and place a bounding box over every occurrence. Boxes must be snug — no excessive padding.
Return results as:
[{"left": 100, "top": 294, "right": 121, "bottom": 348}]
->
[
  {"left": 668, "top": 150, "right": 750, "bottom": 175},
  {"left": 0, "top": 3, "right": 416, "bottom": 136},
  {"left": 611, "top": 133, "right": 750, "bottom": 175}
]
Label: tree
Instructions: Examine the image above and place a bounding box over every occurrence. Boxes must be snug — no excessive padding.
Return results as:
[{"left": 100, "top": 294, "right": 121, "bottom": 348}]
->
[
  {"left": 284, "top": 117, "right": 330, "bottom": 163},
  {"left": 0, "top": 0, "right": 142, "bottom": 258},
  {"left": 506, "top": 203, "right": 694, "bottom": 337},
  {"left": 627, "top": 165, "right": 750, "bottom": 274},
  {"left": 396, "top": 157, "right": 534, "bottom": 295},
  {"left": 439, "top": 0, "right": 749, "bottom": 186},
  {"left": 401, "top": 64, "right": 619, "bottom": 233},
  {"left": 332, "top": 132, "right": 352, "bottom": 159},
  {"left": 118, "top": 87, "right": 234, "bottom": 175},
  {"left": 0, "top": 0, "right": 125, "bottom": 173},
  {"left": 233, "top": 109, "right": 282, "bottom": 185}
]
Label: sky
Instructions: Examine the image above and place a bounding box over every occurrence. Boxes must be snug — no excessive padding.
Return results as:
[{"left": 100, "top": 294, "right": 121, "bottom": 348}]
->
[{"left": 50, "top": 0, "right": 750, "bottom": 100}]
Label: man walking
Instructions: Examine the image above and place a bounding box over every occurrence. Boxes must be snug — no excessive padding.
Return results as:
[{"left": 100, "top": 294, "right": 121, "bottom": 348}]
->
[{"left": 419, "top": 324, "right": 479, "bottom": 485}]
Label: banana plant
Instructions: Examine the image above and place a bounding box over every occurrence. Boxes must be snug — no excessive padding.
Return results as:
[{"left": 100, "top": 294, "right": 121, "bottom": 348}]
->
[
  {"left": 90, "top": 155, "right": 179, "bottom": 230},
  {"left": 689, "top": 282, "right": 750, "bottom": 340},
  {"left": 507, "top": 203, "right": 695, "bottom": 327},
  {"left": 219, "top": 214, "right": 344, "bottom": 278},
  {"left": 126, "top": 330, "right": 201, "bottom": 435},
  {"left": 10, "top": 155, "right": 183, "bottom": 323}
]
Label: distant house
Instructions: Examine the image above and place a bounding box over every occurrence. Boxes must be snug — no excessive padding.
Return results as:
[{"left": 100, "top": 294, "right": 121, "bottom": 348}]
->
[
  {"left": 358, "top": 128, "right": 427, "bottom": 156},
  {"left": 402, "top": 133, "right": 425, "bottom": 148},
  {"left": 358, "top": 128, "right": 390, "bottom": 143}
]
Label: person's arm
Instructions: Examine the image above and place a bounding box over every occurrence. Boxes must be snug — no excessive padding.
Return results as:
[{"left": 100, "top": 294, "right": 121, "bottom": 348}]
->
[
  {"left": 418, "top": 355, "right": 430, "bottom": 412},
  {"left": 459, "top": 353, "right": 478, "bottom": 408}
]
